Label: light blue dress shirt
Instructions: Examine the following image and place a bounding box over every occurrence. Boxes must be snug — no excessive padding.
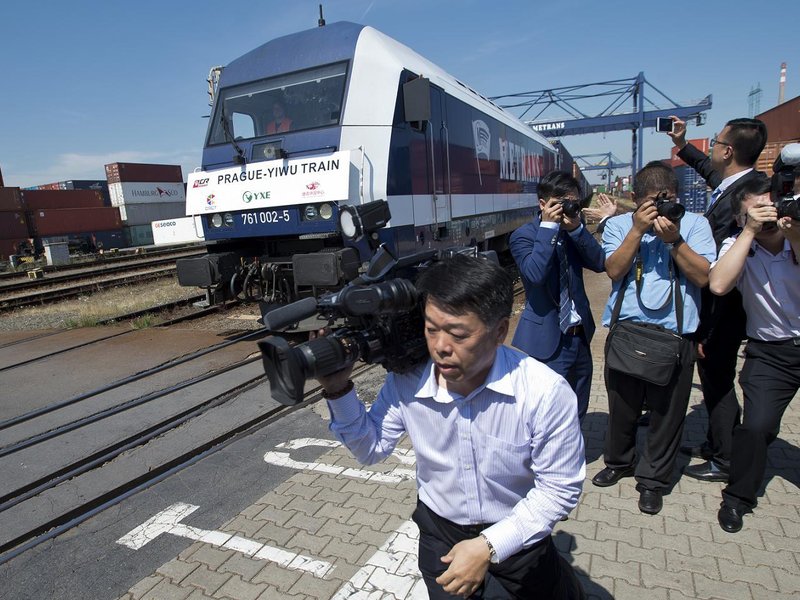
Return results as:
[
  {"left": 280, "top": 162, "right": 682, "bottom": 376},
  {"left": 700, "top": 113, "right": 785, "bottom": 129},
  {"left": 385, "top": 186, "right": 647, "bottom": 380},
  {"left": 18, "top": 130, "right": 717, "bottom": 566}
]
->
[
  {"left": 327, "top": 344, "right": 585, "bottom": 562},
  {"left": 600, "top": 212, "right": 716, "bottom": 334}
]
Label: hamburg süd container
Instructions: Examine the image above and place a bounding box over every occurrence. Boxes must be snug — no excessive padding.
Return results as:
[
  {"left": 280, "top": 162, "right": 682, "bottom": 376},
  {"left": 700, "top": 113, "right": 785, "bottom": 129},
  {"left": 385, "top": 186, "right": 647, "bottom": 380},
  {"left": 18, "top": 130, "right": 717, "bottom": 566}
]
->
[
  {"left": 108, "top": 181, "right": 186, "bottom": 206},
  {"left": 118, "top": 201, "right": 186, "bottom": 226}
]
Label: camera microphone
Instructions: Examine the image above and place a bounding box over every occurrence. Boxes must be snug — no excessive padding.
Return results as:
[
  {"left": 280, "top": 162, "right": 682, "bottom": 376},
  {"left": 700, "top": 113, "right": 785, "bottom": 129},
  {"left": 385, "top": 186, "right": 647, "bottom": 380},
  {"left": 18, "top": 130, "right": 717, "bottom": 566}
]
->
[{"left": 263, "top": 296, "right": 319, "bottom": 330}]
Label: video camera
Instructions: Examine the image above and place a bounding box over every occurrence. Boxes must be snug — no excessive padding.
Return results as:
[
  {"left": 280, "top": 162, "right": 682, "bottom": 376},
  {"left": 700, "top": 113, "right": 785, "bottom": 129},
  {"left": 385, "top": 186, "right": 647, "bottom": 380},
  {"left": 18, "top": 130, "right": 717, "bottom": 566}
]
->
[
  {"left": 258, "top": 199, "right": 491, "bottom": 406},
  {"left": 654, "top": 191, "right": 685, "bottom": 223},
  {"left": 772, "top": 142, "right": 800, "bottom": 220}
]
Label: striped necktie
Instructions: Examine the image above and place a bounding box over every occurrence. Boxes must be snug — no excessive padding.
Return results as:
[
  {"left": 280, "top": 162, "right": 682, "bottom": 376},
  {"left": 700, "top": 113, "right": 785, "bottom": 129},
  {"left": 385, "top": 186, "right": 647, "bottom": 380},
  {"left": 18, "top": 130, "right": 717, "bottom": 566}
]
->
[
  {"left": 558, "top": 237, "right": 571, "bottom": 333},
  {"left": 709, "top": 187, "right": 723, "bottom": 208}
]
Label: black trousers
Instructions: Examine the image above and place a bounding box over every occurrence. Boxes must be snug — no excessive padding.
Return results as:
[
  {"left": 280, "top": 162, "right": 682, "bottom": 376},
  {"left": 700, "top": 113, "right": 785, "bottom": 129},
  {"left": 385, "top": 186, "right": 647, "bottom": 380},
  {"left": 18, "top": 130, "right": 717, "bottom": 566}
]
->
[
  {"left": 411, "top": 500, "right": 585, "bottom": 600},
  {"left": 722, "top": 339, "right": 800, "bottom": 511},
  {"left": 604, "top": 336, "right": 697, "bottom": 490},
  {"left": 695, "top": 290, "right": 745, "bottom": 468}
]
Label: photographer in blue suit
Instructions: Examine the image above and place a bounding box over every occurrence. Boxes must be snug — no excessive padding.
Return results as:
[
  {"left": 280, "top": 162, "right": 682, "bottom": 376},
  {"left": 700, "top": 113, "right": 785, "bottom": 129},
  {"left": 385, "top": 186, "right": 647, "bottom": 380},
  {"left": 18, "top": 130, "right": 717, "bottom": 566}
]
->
[{"left": 510, "top": 171, "right": 607, "bottom": 421}]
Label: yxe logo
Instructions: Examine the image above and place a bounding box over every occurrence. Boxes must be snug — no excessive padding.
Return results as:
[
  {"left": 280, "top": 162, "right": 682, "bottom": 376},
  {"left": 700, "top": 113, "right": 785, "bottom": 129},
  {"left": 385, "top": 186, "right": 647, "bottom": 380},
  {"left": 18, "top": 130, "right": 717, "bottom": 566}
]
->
[{"left": 242, "top": 190, "right": 271, "bottom": 203}]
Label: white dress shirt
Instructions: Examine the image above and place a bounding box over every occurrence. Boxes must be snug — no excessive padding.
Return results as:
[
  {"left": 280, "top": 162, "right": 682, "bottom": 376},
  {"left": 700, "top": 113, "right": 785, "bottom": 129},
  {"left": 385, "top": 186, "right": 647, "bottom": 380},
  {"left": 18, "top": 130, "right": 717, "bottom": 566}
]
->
[{"left": 327, "top": 344, "right": 585, "bottom": 562}]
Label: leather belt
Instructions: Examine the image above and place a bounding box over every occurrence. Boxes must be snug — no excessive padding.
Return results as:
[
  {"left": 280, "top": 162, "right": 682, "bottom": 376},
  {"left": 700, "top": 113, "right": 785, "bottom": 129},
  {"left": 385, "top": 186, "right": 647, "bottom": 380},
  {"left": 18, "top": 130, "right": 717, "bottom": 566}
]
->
[{"left": 564, "top": 324, "right": 584, "bottom": 336}]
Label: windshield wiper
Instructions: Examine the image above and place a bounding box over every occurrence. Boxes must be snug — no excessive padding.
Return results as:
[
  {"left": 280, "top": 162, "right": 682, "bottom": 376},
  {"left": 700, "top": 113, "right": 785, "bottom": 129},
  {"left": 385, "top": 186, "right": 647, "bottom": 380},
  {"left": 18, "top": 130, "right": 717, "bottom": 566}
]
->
[{"left": 219, "top": 103, "right": 247, "bottom": 165}]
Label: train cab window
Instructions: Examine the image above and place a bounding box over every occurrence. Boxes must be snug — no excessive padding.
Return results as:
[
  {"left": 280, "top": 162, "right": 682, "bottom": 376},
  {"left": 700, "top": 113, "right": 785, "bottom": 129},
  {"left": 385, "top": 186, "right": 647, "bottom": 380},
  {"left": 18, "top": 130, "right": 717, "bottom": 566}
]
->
[{"left": 207, "top": 62, "right": 347, "bottom": 146}]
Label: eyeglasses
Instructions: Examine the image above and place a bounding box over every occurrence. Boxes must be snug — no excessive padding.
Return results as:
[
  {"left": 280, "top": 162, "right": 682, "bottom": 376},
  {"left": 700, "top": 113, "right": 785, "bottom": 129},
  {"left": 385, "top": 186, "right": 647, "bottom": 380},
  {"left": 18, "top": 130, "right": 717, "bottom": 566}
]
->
[{"left": 710, "top": 137, "right": 732, "bottom": 148}]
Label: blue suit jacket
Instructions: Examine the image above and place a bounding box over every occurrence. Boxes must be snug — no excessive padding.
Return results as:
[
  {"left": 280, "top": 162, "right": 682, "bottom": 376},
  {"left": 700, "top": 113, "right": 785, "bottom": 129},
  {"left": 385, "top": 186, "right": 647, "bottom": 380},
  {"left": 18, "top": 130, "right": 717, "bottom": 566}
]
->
[{"left": 510, "top": 217, "right": 605, "bottom": 361}]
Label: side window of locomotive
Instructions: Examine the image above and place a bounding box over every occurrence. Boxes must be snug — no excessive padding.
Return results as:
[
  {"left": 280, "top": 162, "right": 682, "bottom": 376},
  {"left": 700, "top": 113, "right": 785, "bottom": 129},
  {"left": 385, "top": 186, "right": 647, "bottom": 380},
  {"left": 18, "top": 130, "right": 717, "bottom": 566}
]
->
[{"left": 232, "top": 112, "right": 255, "bottom": 139}]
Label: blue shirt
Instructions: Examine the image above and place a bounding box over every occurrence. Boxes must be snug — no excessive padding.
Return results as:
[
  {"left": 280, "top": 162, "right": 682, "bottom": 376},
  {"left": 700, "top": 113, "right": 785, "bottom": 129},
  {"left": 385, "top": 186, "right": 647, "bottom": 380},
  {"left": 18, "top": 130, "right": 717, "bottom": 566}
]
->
[
  {"left": 601, "top": 212, "right": 716, "bottom": 334},
  {"left": 327, "top": 345, "right": 585, "bottom": 562}
]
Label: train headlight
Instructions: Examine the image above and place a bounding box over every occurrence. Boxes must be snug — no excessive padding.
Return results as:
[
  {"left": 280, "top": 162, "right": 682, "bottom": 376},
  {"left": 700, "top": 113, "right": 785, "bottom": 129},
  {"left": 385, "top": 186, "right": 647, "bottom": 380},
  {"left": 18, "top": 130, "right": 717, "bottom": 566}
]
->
[
  {"left": 338, "top": 200, "right": 390, "bottom": 241},
  {"left": 253, "top": 141, "right": 287, "bottom": 161},
  {"left": 304, "top": 205, "right": 318, "bottom": 220},
  {"left": 211, "top": 214, "right": 223, "bottom": 228},
  {"left": 319, "top": 203, "right": 333, "bottom": 220},
  {"left": 224, "top": 213, "right": 235, "bottom": 227}
]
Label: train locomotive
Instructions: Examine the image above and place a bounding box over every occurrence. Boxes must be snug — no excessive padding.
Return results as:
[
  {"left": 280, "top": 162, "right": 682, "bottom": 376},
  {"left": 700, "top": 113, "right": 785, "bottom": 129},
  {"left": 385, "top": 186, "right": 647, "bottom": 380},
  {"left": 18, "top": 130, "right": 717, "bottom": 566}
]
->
[{"left": 177, "top": 21, "right": 582, "bottom": 315}]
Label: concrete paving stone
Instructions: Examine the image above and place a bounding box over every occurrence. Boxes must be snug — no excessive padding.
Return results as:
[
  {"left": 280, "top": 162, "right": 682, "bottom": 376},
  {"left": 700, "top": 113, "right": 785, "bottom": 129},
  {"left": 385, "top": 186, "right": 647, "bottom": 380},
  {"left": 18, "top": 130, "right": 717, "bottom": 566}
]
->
[
  {"left": 311, "top": 487, "right": 353, "bottom": 508},
  {"left": 762, "top": 530, "right": 800, "bottom": 553},
  {"left": 285, "top": 471, "right": 325, "bottom": 487},
  {"left": 655, "top": 500, "right": 691, "bottom": 522},
  {"left": 178, "top": 542, "right": 204, "bottom": 561},
  {"left": 339, "top": 479, "right": 380, "bottom": 498},
  {"left": 284, "top": 511, "right": 327, "bottom": 536},
  {"left": 718, "top": 559, "right": 779, "bottom": 591},
  {"left": 253, "top": 505, "right": 295, "bottom": 527},
  {"left": 578, "top": 573, "right": 614, "bottom": 600},
  {"left": 315, "top": 518, "right": 359, "bottom": 543},
  {"left": 219, "top": 553, "right": 270, "bottom": 582},
  {"left": 212, "top": 574, "right": 268, "bottom": 600},
  {"left": 740, "top": 513, "right": 785, "bottom": 537},
  {"left": 594, "top": 521, "right": 642, "bottom": 547},
  {"left": 690, "top": 537, "right": 744, "bottom": 565},
  {"left": 614, "top": 580, "right": 669, "bottom": 600},
  {"left": 747, "top": 585, "right": 800, "bottom": 600},
  {"left": 285, "top": 528, "right": 331, "bottom": 554},
  {"left": 772, "top": 565, "right": 800, "bottom": 595},
  {"left": 157, "top": 557, "right": 200, "bottom": 584},
  {"left": 666, "top": 591, "right": 697, "bottom": 600},
  {"left": 555, "top": 516, "right": 598, "bottom": 541},
  {"left": 762, "top": 488, "right": 800, "bottom": 507},
  {"left": 567, "top": 549, "right": 592, "bottom": 574},
  {"left": 379, "top": 514, "right": 409, "bottom": 534},
  {"left": 182, "top": 565, "right": 233, "bottom": 596},
  {"left": 569, "top": 534, "right": 617, "bottom": 562},
  {"left": 576, "top": 489, "right": 602, "bottom": 509},
  {"left": 288, "top": 571, "right": 346, "bottom": 600},
  {"left": 126, "top": 574, "right": 163, "bottom": 599},
  {"left": 140, "top": 579, "right": 194, "bottom": 600},
  {"left": 250, "top": 562, "right": 303, "bottom": 592},
  {"left": 378, "top": 497, "right": 416, "bottom": 519},
  {"left": 320, "top": 536, "right": 371, "bottom": 564},
  {"left": 371, "top": 482, "right": 416, "bottom": 501},
  {"left": 597, "top": 492, "right": 645, "bottom": 516},
  {"left": 346, "top": 507, "right": 391, "bottom": 531},
  {"left": 755, "top": 501, "right": 800, "bottom": 521},
  {"left": 617, "top": 541, "right": 665, "bottom": 570},
  {"left": 284, "top": 497, "right": 327, "bottom": 521},
  {"left": 253, "top": 521, "right": 298, "bottom": 546},
  {"left": 642, "top": 527, "right": 690, "bottom": 555},
  {"left": 590, "top": 555, "right": 640, "bottom": 587},
  {"left": 575, "top": 503, "right": 621, "bottom": 528},
  {"left": 190, "top": 545, "right": 239, "bottom": 570},
  {"left": 341, "top": 493, "right": 383, "bottom": 513},
  {"left": 663, "top": 517, "right": 713, "bottom": 543},
  {"left": 739, "top": 543, "right": 799, "bottom": 572},
  {"left": 709, "top": 525, "right": 765, "bottom": 550},
  {"left": 641, "top": 563, "right": 695, "bottom": 597},
  {"left": 306, "top": 472, "right": 352, "bottom": 492},
  {"left": 185, "top": 590, "right": 216, "bottom": 600},
  {"left": 222, "top": 515, "right": 267, "bottom": 538},
  {"left": 283, "top": 481, "right": 324, "bottom": 502},
  {"left": 693, "top": 573, "right": 754, "bottom": 600},
  {"left": 612, "top": 510, "right": 667, "bottom": 534},
  {"left": 251, "top": 491, "right": 293, "bottom": 510},
  {"left": 664, "top": 549, "right": 719, "bottom": 578}
]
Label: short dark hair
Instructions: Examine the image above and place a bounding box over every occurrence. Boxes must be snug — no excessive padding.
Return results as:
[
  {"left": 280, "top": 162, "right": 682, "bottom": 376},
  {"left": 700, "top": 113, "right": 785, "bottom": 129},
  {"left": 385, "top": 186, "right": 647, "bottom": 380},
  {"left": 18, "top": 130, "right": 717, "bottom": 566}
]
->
[
  {"left": 731, "top": 173, "right": 772, "bottom": 217},
  {"left": 725, "top": 118, "right": 768, "bottom": 166},
  {"left": 537, "top": 170, "right": 581, "bottom": 201},
  {"left": 415, "top": 254, "right": 513, "bottom": 326},
  {"left": 633, "top": 161, "right": 678, "bottom": 200}
]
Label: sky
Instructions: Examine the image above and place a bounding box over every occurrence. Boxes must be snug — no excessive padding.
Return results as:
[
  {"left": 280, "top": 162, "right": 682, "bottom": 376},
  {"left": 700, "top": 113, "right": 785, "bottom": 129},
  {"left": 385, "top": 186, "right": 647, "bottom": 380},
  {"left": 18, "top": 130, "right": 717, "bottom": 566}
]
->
[{"left": 1, "top": 0, "right": 797, "bottom": 188}]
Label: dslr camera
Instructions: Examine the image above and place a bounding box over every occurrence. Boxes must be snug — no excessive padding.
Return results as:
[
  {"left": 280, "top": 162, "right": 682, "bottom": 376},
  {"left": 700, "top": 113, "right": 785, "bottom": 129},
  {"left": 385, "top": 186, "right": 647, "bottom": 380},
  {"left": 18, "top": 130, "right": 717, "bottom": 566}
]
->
[
  {"left": 654, "top": 191, "right": 686, "bottom": 223},
  {"left": 772, "top": 143, "right": 800, "bottom": 220},
  {"left": 558, "top": 198, "right": 582, "bottom": 219}
]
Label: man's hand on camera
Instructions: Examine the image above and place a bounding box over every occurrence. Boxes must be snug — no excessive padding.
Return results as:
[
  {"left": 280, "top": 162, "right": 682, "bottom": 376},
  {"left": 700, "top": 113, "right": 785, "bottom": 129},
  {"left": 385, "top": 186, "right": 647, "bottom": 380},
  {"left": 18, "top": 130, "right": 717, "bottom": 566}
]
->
[
  {"left": 744, "top": 203, "right": 778, "bottom": 234},
  {"left": 667, "top": 115, "right": 687, "bottom": 149},
  {"left": 540, "top": 198, "right": 564, "bottom": 223},
  {"left": 310, "top": 329, "right": 354, "bottom": 397},
  {"left": 653, "top": 216, "right": 681, "bottom": 244},
  {"left": 435, "top": 537, "right": 491, "bottom": 598},
  {"left": 778, "top": 215, "right": 800, "bottom": 243},
  {"left": 562, "top": 210, "right": 581, "bottom": 232},
  {"left": 632, "top": 201, "right": 658, "bottom": 235}
]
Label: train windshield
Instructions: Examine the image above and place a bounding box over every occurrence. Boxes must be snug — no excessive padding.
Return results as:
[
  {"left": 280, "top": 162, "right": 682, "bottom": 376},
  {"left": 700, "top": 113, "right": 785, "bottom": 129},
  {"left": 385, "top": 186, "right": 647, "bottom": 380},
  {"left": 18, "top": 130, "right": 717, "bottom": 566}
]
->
[{"left": 207, "top": 62, "right": 347, "bottom": 146}]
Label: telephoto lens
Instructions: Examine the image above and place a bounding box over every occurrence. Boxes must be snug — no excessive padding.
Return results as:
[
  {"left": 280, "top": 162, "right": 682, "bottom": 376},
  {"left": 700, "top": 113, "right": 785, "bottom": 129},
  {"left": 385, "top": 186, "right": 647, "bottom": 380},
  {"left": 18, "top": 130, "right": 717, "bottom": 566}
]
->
[{"left": 561, "top": 200, "right": 582, "bottom": 219}]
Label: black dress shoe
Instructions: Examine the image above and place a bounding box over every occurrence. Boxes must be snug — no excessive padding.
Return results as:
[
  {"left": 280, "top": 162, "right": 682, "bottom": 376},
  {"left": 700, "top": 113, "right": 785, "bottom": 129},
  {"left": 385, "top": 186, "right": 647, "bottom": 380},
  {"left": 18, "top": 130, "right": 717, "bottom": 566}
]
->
[
  {"left": 679, "top": 444, "right": 714, "bottom": 460},
  {"left": 591, "top": 466, "right": 635, "bottom": 487},
  {"left": 638, "top": 489, "right": 663, "bottom": 514},
  {"left": 683, "top": 461, "right": 728, "bottom": 482},
  {"left": 718, "top": 504, "right": 744, "bottom": 533}
]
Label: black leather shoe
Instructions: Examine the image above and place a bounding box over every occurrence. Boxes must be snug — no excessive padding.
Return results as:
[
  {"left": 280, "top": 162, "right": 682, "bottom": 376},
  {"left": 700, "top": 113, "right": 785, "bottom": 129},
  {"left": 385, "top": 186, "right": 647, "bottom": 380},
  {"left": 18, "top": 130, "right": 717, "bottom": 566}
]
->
[
  {"left": 638, "top": 489, "right": 663, "bottom": 514},
  {"left": 683, "top": 461, "right": 728, "bottom": 482},
  {"left": 680, "top": 444, "right": 714, "bottom": 460},
  {"left": 718, "top": 504, "right": 744, "bottom": 533},
  {"left": 591, "top": 466, "right": 634, "bottom": 487}
]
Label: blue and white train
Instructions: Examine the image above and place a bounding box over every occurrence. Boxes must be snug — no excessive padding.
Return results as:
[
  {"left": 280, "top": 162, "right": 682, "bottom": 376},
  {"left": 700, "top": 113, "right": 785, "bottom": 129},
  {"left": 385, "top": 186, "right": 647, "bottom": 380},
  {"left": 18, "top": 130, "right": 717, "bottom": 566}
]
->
[{"left": 177, "top": 21, "right": 581, "bottom": 307}]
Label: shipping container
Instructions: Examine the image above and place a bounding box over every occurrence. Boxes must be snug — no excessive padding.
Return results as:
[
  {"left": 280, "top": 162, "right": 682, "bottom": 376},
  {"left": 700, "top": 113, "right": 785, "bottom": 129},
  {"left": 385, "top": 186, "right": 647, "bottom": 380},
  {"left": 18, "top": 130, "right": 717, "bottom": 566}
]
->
[
  {"left": 21, "top": 189, "right": 106, "bottom": 210},
  {"left": 124, "top": 224, "right": 155, "bottom": 247},
  {"left": 28, "top": 207, "right": 122, "bottom": 236},
  {"left": 152, "top": 216, "right": 205, "bottom": 245},
  {"left": 0, "top": 211, "right": 30, "bottom": 239},
  {"left": 670, "top": 138, "right": 710, "bottom": 168},
  {"left": 108, "top": 181, "right": 186, "bottom": 206},
  {"left": 60, "top": 180, "right": 111, "bottom": 206},
  {"left": 105, "top": 162, "right": 183, "bottom": 184},
  {"left": 0, "top": 187, "right": 23, "bottom": 212},
  {"left": 0, "top": 238, "right": 27, "bottom": 260},
  {"left": 91, "top": 229, "right": 125, "bottom": 250},
  {"left": 118, "top": 201, "right": 185, "bottom": 226},
  {"left": 674, "top": 165, "right": 709, "bottom": 214}
]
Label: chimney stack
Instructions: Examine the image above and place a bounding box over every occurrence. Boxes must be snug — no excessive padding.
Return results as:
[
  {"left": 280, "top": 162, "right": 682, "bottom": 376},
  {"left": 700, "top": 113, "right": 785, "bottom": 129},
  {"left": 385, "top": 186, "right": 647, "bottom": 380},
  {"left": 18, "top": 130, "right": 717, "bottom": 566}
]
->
[{"left": 779, "top": 62, "right": 787, "bottom": 104}]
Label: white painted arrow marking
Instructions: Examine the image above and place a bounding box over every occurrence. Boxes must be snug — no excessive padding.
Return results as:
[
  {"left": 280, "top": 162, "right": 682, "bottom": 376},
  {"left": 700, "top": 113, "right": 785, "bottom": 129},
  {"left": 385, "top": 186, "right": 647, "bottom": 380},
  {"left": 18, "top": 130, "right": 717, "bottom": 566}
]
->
[
  {"left": 264, "top": 437, "right": 417, "bottom": 483},
  {"left": 117, "top": 502, "right": 334, "bottom": 579}
]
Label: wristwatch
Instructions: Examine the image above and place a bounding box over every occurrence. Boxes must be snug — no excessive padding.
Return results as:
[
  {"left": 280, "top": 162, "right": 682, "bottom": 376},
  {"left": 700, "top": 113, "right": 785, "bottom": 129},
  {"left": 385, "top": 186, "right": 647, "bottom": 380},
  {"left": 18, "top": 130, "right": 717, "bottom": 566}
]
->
[
  {"left": 479, "top": 533, "right": 499, "bottom": 564},
  {"left": 665, "top": 235, "right": 684, "bottom": 251}
]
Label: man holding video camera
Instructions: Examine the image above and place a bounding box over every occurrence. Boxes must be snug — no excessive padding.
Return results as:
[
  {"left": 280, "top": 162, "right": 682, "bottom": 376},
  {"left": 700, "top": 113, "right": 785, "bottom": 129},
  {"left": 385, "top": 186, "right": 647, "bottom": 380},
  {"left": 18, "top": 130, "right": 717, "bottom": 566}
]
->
[
  {"left": 510, "top": 170, "right": 607, "bottom": 422},
  {"left": 706, "top": 171, "right": 800, "bottom": 532},
  {"left": 592, "top": 161, "right": 715, "bottom": 515},
  {"left": 317, "top": 253, "right": 586, "bottom": 599},
  {"left": 667, "top": 116, "right": 768, "bottom": 483}
]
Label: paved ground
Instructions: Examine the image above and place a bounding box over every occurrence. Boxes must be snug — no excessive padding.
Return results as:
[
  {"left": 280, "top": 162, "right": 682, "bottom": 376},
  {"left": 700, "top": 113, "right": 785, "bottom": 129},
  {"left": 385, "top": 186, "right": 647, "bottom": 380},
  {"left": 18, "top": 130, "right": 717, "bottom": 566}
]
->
[{"left": 115, "top": 270, "right": 800, "bottom": 600}]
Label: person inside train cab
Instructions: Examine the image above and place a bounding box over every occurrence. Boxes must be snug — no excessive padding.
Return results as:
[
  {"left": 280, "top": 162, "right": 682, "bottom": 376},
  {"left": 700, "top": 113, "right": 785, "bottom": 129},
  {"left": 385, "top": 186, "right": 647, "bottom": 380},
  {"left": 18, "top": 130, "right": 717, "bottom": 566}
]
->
[{"left": 266, "top": 99, "right": 292, "bottom": 134}]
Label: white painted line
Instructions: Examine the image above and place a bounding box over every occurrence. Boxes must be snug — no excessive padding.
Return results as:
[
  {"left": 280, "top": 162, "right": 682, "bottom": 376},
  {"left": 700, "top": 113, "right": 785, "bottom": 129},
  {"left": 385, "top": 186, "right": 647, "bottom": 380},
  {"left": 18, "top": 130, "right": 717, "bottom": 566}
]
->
[
  {"left": 332, "top": 519, "right": 427, "bottom": 599},
  {"left": 264, "top": 437, "right": 417, "bottom": 483},
  {"left": 116, "top": 503, "right": 334, "bottom": 579}
]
